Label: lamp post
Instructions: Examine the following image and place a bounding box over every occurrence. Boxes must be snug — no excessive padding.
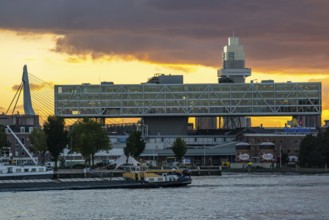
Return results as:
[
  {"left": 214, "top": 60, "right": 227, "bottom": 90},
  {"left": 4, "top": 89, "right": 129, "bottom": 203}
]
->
[
  {"left": 153, "top": 146, "right": 155, "bottom": 161},
  {"left": 153, "top": 145, "right": 158, "bottom": 167},
  {"left": 279, "top": 145, "right": 282, "bottom": 168},
  {"left": 203, "top": 144, "right": 205, "bottom": 167}
]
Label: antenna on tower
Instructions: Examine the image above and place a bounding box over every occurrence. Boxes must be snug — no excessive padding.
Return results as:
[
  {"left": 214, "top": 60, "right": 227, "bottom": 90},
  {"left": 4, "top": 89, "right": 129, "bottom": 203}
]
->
[{"left": 232, "top": 31, "right": 235, "bottom": 37}]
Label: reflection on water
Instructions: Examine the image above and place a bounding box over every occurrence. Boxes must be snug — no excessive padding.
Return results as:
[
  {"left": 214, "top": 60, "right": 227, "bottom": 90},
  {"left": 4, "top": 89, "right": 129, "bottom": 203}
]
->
[{"left": 1, "top": 173, "right": 329, "bottom": 220}]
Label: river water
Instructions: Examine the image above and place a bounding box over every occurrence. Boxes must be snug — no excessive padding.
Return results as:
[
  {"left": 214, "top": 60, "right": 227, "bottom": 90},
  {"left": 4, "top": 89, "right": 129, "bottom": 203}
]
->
[{"left": 1, "top": 173, "right": 329, "bottom": 220}]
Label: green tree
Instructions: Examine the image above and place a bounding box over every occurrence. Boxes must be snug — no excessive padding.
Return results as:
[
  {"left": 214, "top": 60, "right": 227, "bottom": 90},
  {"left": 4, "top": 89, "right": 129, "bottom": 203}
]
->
[
  {"left": 124, "top": 131, "right": 145, "bottom": 163},
  {"left": 299, "top": 134, "right": 316, "bottom": 167},
  {"left": 29, "top": 128, "right": 47, "bottom": 165},
  {"left": 69, "top": 118, "right": 111, "bottom": 166},
  {"left": 311, "top": 129, "right": 329, "bottom": 167},
  {"left": 43, "top": 116, "right": 68, "bottom": 171},
  {"left": 171, "top": 137, "right": 187, "bottom": 162},
  {"left": 299, "top": 127, "right": 329, "bottom": 168},
  {"left": 0, "top": 126, "right": 10, "bottom": 155},
  {"left": 318, "top": 128, "right": 329, "bottom": 166},
  {"left": 280, "top": 150, "right": 289, "bottom": 166}
]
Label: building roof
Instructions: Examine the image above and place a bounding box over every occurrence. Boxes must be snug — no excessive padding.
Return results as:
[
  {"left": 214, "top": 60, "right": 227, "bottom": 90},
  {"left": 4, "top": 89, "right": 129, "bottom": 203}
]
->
[{"left": 142, "top": 142, "right": 237, "bottom": 157}]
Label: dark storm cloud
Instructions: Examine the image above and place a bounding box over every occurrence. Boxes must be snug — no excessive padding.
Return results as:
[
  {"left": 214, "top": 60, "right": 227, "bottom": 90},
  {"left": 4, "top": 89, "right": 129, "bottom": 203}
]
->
[{"left": 1, "top": 0, "right": 329, "bottom": 72}]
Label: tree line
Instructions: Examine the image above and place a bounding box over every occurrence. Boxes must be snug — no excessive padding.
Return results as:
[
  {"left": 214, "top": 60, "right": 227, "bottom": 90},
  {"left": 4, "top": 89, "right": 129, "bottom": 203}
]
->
[
  {"left": 299, "top": 127, "right": 329, "bottom": 168},
  {"left": 1, "top": 116, "right": 110, "bottom": 170},
  {"left": 1, "top": 115, "right": 188, "bottom": 170},
  {"left": 122, "top": 133, "right": 187, "bottom": 164}
]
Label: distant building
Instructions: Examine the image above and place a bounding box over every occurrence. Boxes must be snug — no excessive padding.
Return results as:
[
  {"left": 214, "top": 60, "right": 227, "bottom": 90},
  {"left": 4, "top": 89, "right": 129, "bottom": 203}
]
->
[
  {"left": 195, "top": 117, "right": 217, "bottom": 129},
  {"left": 218, "top": 35, "right": 251, "bottom": 83},
  {"left": 237, "top": 127, "right": 317, "bottom": 164},
  {"left": 0, "top": 114, "right": 40, "bottom": 164},
  {"left": 146, "top": 74, "right": 183, "bottom": 84},
  {"left": 218, "top": 35, "right": 251, "bottom": 129}
]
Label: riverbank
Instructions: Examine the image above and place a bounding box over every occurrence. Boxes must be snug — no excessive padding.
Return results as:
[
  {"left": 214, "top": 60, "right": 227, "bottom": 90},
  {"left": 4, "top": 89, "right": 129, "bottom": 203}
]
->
[
  {"left": 54, "top": 166, "right": 329, "bottom": 178},
  {"left": 222, "top": 167, "right": 329, "bottom": 174},
  {"left": 54, "top": 168, "right": 222, "bottom": 178}
]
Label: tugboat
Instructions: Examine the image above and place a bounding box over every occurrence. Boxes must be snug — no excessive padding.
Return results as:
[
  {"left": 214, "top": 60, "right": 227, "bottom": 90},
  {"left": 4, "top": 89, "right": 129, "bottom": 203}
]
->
[{"left": 122, "top": 166, "right": 192, "bottom": 187}]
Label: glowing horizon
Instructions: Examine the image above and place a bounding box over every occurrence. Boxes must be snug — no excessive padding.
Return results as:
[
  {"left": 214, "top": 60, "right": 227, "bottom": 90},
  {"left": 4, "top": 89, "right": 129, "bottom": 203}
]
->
[
  {"left": 1, "top": 30, "right": 328, "bottom": 127},
  {"left": 1, "top": 0, "right": 329, "bottom": 130}
]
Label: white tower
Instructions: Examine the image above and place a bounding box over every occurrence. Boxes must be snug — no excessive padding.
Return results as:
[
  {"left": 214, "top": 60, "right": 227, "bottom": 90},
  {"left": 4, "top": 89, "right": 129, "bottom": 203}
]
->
[
  {"left": 218, "top": 36, "right": 251, "bottom": 83},
  {"left": 219, "top": 36, "right": 251, "bottom": 129}
]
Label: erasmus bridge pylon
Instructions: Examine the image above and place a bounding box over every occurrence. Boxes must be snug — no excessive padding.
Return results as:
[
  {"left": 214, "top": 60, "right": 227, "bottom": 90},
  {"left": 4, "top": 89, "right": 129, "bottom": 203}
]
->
[
  {"left": 6, "top": 65, "right": 35, "bottom": 116},
  {"left": 22, "top": 65, "right": 35, "bottom": 115},
  {"left": 6, "top": 65, "right": 54, "bottom": 124}
]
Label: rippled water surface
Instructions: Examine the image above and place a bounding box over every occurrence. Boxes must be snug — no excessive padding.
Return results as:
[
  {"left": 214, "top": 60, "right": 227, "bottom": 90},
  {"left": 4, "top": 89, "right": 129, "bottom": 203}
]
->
[{"left": 1, "top": 173, "right": 329, "bottom": 220}]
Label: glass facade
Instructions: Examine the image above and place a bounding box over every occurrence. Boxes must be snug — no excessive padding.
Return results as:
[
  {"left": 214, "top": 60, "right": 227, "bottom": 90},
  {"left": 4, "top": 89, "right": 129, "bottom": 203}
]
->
[{"left": 55, "top": 82, "right": 321, "bottom": 118}]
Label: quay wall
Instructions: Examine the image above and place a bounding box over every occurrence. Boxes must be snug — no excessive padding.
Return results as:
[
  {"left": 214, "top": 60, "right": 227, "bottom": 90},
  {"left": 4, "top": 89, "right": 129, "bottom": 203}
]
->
[{"left": 54, "top": 167, "right": 329, "bottom": 179}]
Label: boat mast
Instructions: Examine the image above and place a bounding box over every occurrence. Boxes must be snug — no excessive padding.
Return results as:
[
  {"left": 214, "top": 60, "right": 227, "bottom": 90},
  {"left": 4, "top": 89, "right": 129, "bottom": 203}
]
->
[{"left": 6, "top": 125, "right": 37, "bottom": 165}]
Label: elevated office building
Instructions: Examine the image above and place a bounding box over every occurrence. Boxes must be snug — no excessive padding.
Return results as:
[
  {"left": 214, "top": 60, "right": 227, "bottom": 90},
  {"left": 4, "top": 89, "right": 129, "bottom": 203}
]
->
[
  {"left": 55, "top": 81, "right": 321, "bottom": 132},
  {"left": 55, "top": 37, "right": 321, "bottom": 131}
]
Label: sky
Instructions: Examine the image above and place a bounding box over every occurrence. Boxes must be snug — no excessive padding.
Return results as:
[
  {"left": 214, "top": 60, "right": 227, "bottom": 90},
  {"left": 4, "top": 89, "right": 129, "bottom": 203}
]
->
[{"left": 0, "top": 0, "right": 329, "bottom": 127}]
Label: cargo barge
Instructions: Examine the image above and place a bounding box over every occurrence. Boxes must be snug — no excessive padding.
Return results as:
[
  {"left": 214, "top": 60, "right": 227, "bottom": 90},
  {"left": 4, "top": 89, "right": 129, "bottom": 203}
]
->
[{"left": 0, "top": 166, "right": 192, "bottom": 192}]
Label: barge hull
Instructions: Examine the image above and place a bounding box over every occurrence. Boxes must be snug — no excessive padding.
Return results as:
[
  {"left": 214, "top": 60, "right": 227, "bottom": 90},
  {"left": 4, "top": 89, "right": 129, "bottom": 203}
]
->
[{"left": 0, "top": 179, "right": 191, "bottom": 192}]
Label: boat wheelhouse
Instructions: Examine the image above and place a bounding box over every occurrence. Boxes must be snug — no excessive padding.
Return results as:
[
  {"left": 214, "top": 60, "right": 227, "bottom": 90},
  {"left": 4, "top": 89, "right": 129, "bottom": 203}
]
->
[{"left": 0, "top": 163, "right": 53, "bottom": 180}]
